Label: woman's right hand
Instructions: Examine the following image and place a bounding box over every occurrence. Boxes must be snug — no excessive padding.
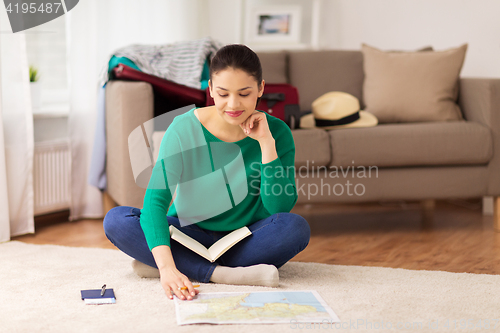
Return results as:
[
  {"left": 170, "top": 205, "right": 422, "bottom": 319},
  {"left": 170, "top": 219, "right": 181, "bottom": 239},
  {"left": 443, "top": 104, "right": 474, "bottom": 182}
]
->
[
  {"left": 151, "top": 245, "right": 199, "bottom": 301},
  {"left": 159, "top": 266, "right": 199, "bottom": 300}
]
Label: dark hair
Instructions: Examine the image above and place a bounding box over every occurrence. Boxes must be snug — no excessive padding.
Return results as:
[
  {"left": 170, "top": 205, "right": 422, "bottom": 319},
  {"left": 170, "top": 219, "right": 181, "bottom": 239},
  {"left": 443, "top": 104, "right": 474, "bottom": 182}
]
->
[{"left": 209, "top": 44, "right": 263, "bottom": 108}]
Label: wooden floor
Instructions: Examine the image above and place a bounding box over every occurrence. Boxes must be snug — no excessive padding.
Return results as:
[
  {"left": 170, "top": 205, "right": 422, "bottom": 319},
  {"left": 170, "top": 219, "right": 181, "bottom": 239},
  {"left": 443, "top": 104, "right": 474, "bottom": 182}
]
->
[{"left": 13, "top": 198, "right": 500, "bottom": 275}]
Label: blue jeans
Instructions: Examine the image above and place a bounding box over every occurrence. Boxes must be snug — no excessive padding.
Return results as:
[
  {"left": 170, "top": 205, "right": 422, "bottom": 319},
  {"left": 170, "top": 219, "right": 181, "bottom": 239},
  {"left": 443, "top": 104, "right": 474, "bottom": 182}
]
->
[{"left": 103, "top": 206, "right": 311, "bottom": 283}]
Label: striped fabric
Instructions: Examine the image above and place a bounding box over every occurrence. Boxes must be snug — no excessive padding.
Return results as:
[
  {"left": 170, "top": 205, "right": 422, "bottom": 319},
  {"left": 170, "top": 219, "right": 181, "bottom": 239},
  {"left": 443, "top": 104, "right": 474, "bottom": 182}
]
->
[{"left": 99, "top": 36, "right": 225, "bottom": 88}]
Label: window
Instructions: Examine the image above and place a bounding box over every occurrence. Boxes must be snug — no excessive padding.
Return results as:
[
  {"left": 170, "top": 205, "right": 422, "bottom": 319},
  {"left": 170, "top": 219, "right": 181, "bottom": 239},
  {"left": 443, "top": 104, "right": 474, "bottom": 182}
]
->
[{"left": 25, "top": 16, "right": 69, "bottom": 114}]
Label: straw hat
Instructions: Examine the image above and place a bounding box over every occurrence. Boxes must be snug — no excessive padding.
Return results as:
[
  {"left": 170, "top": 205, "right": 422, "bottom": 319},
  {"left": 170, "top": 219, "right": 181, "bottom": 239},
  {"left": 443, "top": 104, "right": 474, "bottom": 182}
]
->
[{"left": 300, "top": 92, "right": 378, "bottom": 129}]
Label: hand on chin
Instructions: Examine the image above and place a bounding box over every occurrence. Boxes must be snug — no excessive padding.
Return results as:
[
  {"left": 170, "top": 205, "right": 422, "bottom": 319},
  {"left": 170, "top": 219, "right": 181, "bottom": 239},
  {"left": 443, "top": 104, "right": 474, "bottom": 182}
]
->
[{"left": 239, "top": 111, "right": 271, "bottom": 142}]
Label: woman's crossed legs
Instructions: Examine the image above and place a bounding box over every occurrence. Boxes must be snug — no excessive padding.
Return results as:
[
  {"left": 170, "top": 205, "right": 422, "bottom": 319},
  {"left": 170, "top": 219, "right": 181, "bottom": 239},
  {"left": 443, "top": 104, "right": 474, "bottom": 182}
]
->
[{"left": 103, "top": 206, "right": 310, "bottom": 283}]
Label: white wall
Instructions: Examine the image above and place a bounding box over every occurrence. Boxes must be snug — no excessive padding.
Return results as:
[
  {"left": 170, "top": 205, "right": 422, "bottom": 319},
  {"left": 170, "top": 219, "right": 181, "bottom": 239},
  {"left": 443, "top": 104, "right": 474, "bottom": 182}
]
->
[
  {"left": 95, "top": 0, "right": 206, "bottom": 70},
  {"left": 206, "top": 0, "right": 499, "bottom": 77},
  {"left": 207, "top": 0, "right": 244, "bottom": 45},
  {"left": 321, "top": 0, "right": 500, "bottom": 78}
]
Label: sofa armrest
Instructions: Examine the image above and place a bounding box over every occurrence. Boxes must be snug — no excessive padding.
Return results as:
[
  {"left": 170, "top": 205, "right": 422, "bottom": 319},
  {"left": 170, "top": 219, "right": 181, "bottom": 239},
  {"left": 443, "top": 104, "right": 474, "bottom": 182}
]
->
[
  {"left": 459, "top": 78, "right": 500, "bottom": 195},
  {"left": 105, "top": 80, "right": 154, "bottom": 208}
]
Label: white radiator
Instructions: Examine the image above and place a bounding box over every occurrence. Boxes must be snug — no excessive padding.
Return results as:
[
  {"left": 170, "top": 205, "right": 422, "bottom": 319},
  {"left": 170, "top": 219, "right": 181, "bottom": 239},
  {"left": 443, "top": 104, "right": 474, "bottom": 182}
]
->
[{"left": 33, "top": 140, "right": 71, "bottom": 215}]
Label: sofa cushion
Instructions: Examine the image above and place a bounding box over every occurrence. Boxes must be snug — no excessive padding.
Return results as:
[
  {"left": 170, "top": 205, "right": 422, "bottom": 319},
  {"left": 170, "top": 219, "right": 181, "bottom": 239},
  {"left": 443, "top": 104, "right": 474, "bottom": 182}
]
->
[
  {"left": 256, "top": 51, "right": 288, "bottom": 83},
  {"left": 362, "top": 43, "right": 467, "bottom": 123},
  {"left": 328, "top": 121, "right": 492, "bottom": 168},
  {"left": 288, "top": 50, "right": 364, "bottom": 111},
  {"left": 292, "top": 129, "right": 331, "bottom": 169}
]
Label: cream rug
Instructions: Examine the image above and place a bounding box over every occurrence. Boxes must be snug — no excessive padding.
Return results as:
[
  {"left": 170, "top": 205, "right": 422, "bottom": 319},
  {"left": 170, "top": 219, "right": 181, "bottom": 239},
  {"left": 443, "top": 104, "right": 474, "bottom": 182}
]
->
[{"left": 1, "top": 241, "right": 498, "bottom": 332}]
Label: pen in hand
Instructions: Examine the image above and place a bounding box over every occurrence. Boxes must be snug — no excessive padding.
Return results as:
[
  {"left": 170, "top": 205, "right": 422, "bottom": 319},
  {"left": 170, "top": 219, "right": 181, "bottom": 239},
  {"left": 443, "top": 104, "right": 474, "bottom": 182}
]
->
[
  {"left": 181, "top": 285, "right": 200, "bottom": 290},
  {"left": 170, "top": 285, "right": 200, "bottom": 295},
  {"left": 100, "top": 284, "right": 106, "bottom": 297}
]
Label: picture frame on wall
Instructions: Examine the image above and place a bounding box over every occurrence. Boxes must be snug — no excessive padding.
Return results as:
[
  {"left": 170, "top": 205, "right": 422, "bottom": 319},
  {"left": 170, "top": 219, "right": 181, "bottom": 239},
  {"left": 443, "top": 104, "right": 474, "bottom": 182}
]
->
[{"left": 245, "top": 5, "right": 302, "bottom": 46}]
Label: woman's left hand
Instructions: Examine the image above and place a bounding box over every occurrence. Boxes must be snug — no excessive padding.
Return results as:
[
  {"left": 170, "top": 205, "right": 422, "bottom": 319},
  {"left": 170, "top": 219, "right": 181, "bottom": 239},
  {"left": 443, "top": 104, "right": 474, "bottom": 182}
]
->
[{"left": 240, "top": 111, "right": 273, "bottom": 143}]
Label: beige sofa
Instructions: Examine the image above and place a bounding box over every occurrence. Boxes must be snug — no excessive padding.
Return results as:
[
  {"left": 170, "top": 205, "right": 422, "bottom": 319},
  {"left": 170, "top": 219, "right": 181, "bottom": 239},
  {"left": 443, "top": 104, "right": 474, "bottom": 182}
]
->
[{"left": 104, "top": 49, "right": 500, "bottom": 228}]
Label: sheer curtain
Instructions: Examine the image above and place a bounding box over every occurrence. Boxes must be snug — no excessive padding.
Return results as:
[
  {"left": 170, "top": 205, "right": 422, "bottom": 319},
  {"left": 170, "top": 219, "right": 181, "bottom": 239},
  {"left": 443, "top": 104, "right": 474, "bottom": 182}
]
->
[
  {"left": 66, "top": 0, "right": 206, "bottom": 220},
  {"left": 0, "top": 9, "right": 35, "bottom": 242}
]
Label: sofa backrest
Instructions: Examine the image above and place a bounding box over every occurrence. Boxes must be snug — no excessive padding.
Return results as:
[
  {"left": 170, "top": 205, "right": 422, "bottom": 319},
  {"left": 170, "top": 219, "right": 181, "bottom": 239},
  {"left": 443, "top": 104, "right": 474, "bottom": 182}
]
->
[
  {"left": 257, "top": 50, "right": 365, "bottom": 111},
  {"left": 257, "top": 51, "right": 288, "bottom": 84}
]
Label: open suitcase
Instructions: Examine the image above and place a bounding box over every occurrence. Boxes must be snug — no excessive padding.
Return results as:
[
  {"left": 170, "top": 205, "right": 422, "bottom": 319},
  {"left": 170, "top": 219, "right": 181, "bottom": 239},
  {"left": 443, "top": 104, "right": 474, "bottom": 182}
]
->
[
  {"left": 111, "top": 64, "right": 301, "bottom": 129},
  {"left": 110, "top": 64, "right": 206, "bottom": 117}
]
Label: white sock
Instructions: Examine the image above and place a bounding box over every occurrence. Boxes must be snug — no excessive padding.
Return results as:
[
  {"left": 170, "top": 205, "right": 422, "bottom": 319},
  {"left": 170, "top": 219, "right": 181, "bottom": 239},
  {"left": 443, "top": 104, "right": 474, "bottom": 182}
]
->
[
  {"left": 132, "top": 259, "right": 160, "bottom": 278},
  {"left": 209, "top": 264, "right": 279, "bottom": 287}
]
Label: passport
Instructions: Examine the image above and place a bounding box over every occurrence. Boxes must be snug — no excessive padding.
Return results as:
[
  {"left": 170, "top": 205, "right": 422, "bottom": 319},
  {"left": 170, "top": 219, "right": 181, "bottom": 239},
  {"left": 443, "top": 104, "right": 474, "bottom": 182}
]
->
[{"left": 81, "top": 288, "right": 116, "bottom": 305}]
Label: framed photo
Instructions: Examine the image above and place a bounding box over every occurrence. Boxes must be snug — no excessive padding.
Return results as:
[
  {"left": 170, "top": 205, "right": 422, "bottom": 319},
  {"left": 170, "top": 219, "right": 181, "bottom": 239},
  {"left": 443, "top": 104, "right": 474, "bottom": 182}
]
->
[{"left": 245, "top": 5, "right": 302, "bottom": 45}]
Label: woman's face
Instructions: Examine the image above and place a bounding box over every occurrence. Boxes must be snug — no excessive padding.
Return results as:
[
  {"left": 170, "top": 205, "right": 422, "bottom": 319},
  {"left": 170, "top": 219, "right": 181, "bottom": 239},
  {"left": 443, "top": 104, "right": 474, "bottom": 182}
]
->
[{"left": 209, "top": 67, "right": 264, "bottom": 126}]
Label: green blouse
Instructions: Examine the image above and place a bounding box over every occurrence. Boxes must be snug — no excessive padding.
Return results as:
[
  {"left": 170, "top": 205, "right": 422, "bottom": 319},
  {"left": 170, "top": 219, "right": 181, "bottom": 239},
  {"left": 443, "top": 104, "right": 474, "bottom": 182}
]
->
[{"left": 140, "top": 107, "right": 297, "bottom": 251}]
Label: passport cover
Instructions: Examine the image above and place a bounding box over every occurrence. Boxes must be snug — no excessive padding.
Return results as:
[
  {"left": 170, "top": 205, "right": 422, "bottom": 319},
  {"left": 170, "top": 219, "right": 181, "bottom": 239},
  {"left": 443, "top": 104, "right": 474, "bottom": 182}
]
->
[{"left": 81, "top": 288, "right": 115, "bottom": 300}]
